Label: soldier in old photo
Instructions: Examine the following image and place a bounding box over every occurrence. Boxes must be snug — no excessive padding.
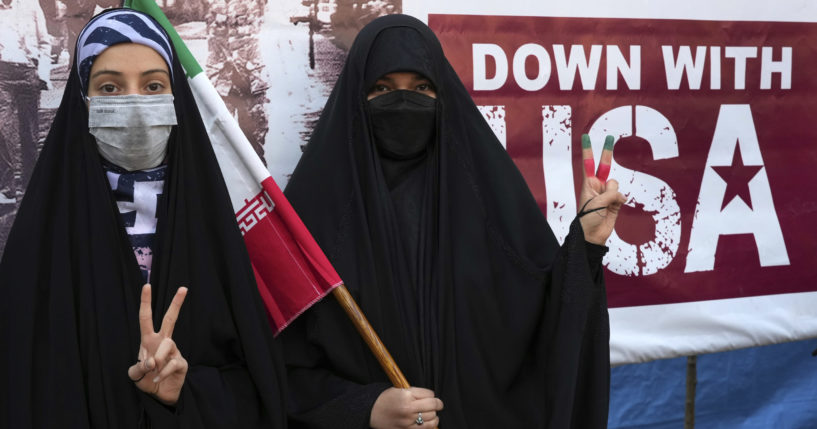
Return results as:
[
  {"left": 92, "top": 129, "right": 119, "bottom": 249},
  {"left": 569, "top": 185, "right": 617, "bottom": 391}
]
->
[
  {"left": 207, "top": 0, "right": 270, "bottom": 161},
  {"left": 0, "top": 0, "right": 52, "bottom": 252}
]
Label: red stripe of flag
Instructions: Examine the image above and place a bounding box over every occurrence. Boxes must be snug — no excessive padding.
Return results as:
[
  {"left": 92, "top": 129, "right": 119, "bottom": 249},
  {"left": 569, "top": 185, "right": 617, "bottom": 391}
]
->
[{"left": 237, "top": 177, "right": 342, "bottom": 334}]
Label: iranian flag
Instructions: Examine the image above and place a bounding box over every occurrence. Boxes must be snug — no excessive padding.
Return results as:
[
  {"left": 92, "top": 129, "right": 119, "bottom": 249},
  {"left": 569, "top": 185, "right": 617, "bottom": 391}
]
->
[{"left": 124, "top": 0, "right": 342, "bottom": 334}]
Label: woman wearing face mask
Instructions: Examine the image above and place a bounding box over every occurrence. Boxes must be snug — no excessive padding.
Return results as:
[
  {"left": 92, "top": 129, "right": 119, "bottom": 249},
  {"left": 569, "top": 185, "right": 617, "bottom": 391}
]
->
[
  {"left": 0, "top": 9, "right": 287, "bottom": 428},
  {"left": 281, "top": 14, "right": 625, "bottom": 429}
]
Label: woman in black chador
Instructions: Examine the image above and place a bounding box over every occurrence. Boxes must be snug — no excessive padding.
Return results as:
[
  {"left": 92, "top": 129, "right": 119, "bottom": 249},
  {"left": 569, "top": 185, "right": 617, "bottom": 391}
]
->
[
  {"left": 282, "top": 14, "right": 626, "bottom": 429},
  {"left": 0, "top": 9, "right": 287, "bottom": 428}
]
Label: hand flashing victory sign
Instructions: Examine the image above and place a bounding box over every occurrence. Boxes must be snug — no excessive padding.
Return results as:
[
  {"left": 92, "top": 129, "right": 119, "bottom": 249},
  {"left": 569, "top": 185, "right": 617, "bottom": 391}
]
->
[
  {"left": 578, "top": 134, "right": 627, "bottom": 246},
  {"left": 128, "top": 285, "right": 189, "bottom": 405}
]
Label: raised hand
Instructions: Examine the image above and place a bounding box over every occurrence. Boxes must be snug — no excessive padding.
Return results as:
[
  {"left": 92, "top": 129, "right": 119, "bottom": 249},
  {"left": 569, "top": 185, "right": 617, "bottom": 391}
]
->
[
  {"left": 370, "top": 387, "right": 444, "bottom": 428},
  {"left": 127, "top": 284, "right": 189, "bottom": 405},
  {"left": 578, "top": 134, "right": 627, "bottom": 245}
]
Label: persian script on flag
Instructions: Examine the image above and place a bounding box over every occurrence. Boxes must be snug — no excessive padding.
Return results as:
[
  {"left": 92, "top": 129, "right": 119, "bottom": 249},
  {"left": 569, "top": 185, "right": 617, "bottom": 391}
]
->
[
  {"left": 233, "top": 177, "right": 339, "bottom": 334},
  {"left": 430, "top": 14, "right": 817, "bottom": 364}
]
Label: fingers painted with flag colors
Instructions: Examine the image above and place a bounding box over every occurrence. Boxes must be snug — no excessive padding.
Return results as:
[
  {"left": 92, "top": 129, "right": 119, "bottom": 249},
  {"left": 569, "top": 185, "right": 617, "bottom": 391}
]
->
[
  {"left": 578, "top": 134, "right": 626, "bottom": 245},
  {"left": 596, "top": 135, "right": 615, "bottom": 182},
  {"left": 581, "top": 134, "right": 596, "bottom": 178},
  {"left": 581, "top": 134, "right": 615, "bottom": 182}
]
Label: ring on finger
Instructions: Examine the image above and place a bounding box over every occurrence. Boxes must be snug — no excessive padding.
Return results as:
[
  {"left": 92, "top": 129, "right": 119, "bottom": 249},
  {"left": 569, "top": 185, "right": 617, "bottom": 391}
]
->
[{"left": 415, "top": 412, "right": 424, "bottom": 425}]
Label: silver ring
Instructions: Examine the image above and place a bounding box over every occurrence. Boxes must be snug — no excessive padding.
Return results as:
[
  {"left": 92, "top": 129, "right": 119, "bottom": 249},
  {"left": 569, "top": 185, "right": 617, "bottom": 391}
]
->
[{"left": 415, "top": 412, "right": 424, "bottom": 425}]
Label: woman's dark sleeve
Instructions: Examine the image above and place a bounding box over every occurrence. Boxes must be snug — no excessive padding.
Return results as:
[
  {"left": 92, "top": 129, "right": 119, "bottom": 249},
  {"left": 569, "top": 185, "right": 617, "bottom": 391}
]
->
[
  {"left": 136, "top": 279, "right": 288, "bottom": 429},
  {"left": 138, "top": 364, "right": 283, "bottom": 429},
  {"left": 541, "top": 217, "right": 610, "bottom": 429},
  {"left": 281, "top": 316, "right": 391, "bottom": 429}
]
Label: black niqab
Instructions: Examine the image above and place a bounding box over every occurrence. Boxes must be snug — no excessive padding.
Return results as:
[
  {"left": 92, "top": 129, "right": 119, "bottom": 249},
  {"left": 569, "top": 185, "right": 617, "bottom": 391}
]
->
[
  {"left": 0, "top": 9, "right": 287, "bottom": 428},
  {"left": 368, "top": 90, "right": 436, "bottom": 161},
  {"left": 282, "top": 14, "right": 610, "bottom": 428}
]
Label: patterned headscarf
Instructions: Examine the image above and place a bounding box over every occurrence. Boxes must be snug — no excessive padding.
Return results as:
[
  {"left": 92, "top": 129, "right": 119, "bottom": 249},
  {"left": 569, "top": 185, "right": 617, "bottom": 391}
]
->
[{"left": 75, "top": 8, "right": 174, "bottom": 96}]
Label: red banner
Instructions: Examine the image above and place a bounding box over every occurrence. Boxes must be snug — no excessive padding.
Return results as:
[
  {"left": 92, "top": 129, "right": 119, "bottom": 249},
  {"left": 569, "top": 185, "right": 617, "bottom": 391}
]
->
[{"left": 430, "top": 15, "right": 817, "bottom": 308}]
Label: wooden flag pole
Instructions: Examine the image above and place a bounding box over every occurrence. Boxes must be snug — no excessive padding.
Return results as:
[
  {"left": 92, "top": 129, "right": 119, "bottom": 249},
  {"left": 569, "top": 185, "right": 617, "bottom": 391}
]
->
[
  {"left": 334, "top": 286, "right": 445, "bottom": 428},
  {"left": 332, "top": 284, "right": 411, "bottom": 388}
]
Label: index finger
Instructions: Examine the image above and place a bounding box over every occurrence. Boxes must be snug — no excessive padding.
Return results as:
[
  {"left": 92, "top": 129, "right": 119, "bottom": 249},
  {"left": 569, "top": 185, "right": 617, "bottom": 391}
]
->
[
  {"left": 159, "top": 287, "right": 188, "bottom": 338},
  {"left": 411, "top": 397, "right": 444, "bottom": 412},
  {"left": 139, "top": 284, "right": 154, "bottom": 336},
  {"left": 408, "top": 387, "right": 435, "bottom": 399},
  {"left": 581, "top": 134, "right": 595, "bottom": 178}
]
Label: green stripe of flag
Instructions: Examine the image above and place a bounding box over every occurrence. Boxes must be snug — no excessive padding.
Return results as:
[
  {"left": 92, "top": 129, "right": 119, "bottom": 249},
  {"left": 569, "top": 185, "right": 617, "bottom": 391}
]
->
[{"left": 124, "top": 0, "right": 204, "bottom": 78}]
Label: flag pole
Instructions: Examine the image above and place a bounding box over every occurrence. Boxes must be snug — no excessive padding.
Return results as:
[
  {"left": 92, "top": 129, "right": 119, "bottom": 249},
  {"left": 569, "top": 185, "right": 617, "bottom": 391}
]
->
[{"left": 333, "top": 286, "right": 439, "bottom": 428}]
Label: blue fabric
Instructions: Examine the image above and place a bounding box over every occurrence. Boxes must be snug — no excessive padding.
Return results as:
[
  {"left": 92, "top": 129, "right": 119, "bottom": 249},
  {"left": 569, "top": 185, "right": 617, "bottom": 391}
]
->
[
  {"left": 609, "top": 339, "right": 817, "bottom": 428},
  {"left": 75, "top": 9, "right": 173, "bottom": 96}
]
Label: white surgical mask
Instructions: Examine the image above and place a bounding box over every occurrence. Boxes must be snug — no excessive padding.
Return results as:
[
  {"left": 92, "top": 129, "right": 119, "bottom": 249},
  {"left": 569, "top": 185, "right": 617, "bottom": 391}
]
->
[{"left": 88, "top": 94, "right": 178, "bottom": 171}]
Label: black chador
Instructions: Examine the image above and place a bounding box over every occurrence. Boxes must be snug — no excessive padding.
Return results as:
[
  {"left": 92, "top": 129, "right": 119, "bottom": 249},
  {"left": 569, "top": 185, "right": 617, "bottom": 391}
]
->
[
  {"left": 282, "top": 14, "right": 611, "bottom": 429},
  {"left": 0, "top": 9, "right": 287, "bottom": 428}
]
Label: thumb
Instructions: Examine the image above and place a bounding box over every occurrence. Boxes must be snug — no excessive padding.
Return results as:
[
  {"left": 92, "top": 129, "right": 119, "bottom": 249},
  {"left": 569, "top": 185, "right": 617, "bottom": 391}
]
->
[
  {"left": 595, "top": 180, "right": 626, "bottom": 207},
  {"left": 602, "top": 179, "right": 620, "bottom": 195}
]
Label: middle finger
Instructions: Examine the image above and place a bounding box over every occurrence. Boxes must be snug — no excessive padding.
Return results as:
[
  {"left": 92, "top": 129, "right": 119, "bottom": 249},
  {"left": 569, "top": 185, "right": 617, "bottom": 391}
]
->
[
  {"left": 596, "top": 135, "right": 615, "bottom": 182},
  {"left": 408, "top": 411, "right": 439, "bottom": 428}
]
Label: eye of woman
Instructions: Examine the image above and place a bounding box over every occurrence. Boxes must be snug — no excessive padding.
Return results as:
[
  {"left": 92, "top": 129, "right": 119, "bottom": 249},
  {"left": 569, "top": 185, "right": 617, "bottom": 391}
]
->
[
  {"left": 99, "top": 83, "right": 119, "bottom": 94},
  {"left": 145, "top": 82, "right": 166, "bottom": 92},
  {"left": 372, "top": 83, "right": 390, "bottom": 93}
]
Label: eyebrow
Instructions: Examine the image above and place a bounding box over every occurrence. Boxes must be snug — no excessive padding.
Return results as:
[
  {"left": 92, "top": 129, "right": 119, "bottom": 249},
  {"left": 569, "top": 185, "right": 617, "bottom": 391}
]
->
[
  {"left": 375, "top": 74, "right": 431, "bottom": 83},
  {"left": 90, "top": 69, "right": 170, "bottom": 80},
  {"left": 142, "top": 69, "right": 170, "bottom": 77},
  {"left": 90, "top": 69, "right": 122, "bottom": 79}
]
